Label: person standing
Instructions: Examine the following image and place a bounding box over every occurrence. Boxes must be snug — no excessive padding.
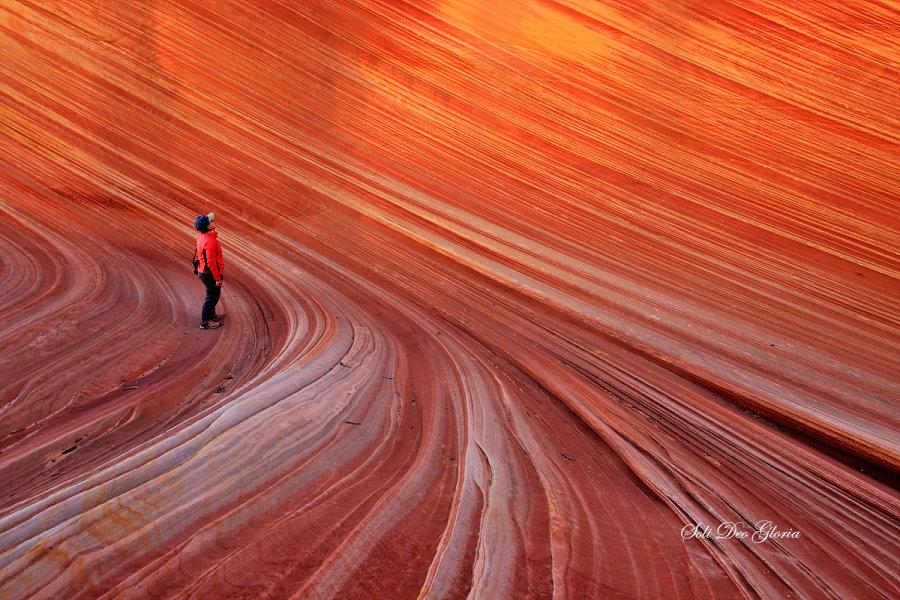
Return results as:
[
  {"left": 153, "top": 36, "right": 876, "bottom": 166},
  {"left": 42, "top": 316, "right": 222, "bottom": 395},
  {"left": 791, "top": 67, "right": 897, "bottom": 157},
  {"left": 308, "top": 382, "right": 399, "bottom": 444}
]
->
[{"left": 192, "top": 212, "right": 225, "bottom": 329}]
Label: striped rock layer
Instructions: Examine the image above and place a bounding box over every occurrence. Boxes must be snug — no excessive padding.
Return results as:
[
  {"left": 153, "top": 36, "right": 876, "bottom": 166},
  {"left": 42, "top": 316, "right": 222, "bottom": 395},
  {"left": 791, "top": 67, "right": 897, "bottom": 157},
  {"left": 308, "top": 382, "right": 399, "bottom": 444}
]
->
[{"left": 0, "top": 1, "right": 898, "bottom": 599}]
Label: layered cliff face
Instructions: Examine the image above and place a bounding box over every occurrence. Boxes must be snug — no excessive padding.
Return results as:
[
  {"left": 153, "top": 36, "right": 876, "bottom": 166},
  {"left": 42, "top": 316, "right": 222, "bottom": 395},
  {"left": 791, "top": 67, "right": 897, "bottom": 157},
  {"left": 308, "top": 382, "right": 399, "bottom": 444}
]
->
[{"left": 1, "top": 1, "right": 898, "bottom": 598}]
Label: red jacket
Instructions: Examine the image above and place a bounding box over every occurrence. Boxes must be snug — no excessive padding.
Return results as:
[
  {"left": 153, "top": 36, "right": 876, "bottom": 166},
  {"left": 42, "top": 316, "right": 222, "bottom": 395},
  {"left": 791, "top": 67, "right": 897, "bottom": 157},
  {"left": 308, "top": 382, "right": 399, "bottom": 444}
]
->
[{"left": 195, "top": 230, "right": 224, "bottom": 281}]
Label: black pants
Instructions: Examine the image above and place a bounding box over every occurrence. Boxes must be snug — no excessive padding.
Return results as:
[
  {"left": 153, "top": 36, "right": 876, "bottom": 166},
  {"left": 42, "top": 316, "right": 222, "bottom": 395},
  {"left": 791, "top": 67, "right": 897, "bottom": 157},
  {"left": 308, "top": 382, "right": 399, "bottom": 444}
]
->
[{"left": 198, "top": 271, "right": 221, "bottom": 322}]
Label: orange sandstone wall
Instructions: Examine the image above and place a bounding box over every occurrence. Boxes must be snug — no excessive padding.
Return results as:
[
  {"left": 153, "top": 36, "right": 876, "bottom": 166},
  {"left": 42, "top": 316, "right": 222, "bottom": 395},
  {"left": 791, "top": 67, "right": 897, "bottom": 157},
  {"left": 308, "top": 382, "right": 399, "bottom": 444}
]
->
[{"left": 0, "top": 1, "right": 898, "bottom": 598}]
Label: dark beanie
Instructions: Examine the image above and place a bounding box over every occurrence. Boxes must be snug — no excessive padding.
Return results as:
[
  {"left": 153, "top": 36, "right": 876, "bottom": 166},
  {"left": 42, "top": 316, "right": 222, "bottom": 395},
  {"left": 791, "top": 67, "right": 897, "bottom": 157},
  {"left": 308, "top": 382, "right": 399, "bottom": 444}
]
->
[{"left": 194, "top": 215, "right": 210, "bottom": 231}]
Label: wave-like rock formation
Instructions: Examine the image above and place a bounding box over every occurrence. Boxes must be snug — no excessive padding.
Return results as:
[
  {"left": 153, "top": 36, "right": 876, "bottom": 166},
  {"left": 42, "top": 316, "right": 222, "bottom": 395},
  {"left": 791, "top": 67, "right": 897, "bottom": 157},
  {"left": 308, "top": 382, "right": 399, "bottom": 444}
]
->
[{"left": 1, "top": 1, "right": 898, "bottom": 598}]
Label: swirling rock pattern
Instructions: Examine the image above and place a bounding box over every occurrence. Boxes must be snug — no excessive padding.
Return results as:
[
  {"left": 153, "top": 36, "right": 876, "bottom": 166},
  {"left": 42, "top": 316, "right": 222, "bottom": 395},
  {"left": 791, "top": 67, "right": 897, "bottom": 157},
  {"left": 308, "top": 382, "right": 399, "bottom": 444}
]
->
[{"left": 1, "top": 1, "right": 898, "bottom": 599}]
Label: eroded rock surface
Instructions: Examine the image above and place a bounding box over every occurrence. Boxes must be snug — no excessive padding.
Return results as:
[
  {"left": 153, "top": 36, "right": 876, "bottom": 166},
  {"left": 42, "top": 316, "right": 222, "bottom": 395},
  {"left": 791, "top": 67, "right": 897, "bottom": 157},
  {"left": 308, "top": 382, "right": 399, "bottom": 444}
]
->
[{"left": 0, "top": 2, "right": 898, "bottom": 598}]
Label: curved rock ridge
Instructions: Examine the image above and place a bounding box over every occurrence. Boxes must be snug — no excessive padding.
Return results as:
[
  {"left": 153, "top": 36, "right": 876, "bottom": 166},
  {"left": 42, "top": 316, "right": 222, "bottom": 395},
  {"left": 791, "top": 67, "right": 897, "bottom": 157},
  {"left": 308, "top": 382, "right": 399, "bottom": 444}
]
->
[{"left": 0, "top": 1, "right": 898, "bottom": 599}]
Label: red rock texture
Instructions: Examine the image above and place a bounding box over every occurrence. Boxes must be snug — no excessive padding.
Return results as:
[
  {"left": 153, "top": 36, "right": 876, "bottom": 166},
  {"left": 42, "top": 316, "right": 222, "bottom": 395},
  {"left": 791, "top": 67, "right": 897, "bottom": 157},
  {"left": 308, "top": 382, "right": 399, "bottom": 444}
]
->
[{"left": 1, "top": 1, "right": 898, "bottom": 598}]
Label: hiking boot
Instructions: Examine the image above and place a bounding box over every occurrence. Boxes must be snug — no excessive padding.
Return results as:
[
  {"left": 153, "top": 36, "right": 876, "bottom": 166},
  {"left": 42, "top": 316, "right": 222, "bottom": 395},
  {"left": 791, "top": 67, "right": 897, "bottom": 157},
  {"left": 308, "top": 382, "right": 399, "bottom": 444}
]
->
[
  {"left": 200, "top": 320, "right": 222, "bottom": 329},
  {"left": 212, "top": 313, "right": 226, "bottom": 322}
]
